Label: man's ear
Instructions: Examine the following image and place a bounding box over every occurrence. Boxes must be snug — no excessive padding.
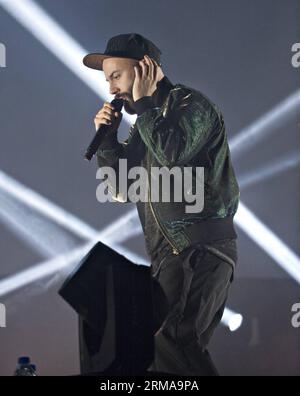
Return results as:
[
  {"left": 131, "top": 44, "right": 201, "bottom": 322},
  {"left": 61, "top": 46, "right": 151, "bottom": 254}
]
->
[{"left": 133, "top": 59, "right": 142, "bottom": 70}]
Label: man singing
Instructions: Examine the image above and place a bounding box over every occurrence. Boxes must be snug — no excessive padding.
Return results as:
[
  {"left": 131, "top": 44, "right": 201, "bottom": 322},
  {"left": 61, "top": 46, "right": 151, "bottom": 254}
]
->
[{"left": 83, "top": 33, "right": 240, "bottom": 376}]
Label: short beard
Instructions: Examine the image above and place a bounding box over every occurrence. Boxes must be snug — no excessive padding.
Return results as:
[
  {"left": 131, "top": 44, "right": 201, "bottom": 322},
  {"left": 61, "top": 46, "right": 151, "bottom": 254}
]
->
[{"left": 123, "top": 99, "right": 137, "bottom": 115}]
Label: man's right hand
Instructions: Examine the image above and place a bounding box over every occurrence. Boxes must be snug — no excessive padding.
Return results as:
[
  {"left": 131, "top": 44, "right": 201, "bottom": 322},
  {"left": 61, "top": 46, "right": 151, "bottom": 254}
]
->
[{"left": 94, "top": 102, "right": 123, "bottom": 132}]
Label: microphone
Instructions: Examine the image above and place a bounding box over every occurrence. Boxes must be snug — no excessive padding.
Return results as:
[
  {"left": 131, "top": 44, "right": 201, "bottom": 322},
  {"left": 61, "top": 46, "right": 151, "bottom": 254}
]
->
[{"left": 84, "top": 98, "right": 124, "bottom": 161}]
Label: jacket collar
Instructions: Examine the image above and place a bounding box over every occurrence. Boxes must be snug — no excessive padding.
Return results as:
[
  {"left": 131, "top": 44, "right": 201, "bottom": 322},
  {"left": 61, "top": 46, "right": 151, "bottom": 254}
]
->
[{"left": 152, "top": 75, "right": 174, "bottom": 107}]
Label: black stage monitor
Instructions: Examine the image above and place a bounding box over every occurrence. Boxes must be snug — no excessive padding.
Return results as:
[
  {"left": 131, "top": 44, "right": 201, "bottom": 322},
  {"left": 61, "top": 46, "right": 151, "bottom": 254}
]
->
[{"left": 59, "top": 241, "right": 165, "bottom": 375}]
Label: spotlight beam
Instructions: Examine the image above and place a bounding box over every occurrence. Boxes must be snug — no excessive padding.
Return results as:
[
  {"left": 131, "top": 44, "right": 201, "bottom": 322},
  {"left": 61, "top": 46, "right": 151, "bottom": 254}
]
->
[
  {"left": 235, "top": 203, "right": 300, "bottom": 284},
  {"left": 229, "top": 89, "right": 300, "bottom": 159},
  {"left": 239, "top": 151, "right": 300, "bottom": 189},
  {"left": 0, "top": 189, "right": 78, "bottom": 258},
  {"left": 0, "top": 170, "right": 140, "bottom": 242},
  {"left": 0, "top": 0, "right": 136, "bottom": 124}
]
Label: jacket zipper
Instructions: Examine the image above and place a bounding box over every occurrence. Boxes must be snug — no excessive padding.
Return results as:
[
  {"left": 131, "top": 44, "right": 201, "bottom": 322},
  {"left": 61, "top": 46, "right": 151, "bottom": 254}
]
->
[{"left": 147, "top": 151, "right": 179, "bottom": 255}]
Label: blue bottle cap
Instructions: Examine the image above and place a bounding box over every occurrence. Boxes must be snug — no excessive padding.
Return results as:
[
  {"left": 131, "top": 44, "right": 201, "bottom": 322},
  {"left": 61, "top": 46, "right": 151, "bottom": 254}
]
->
[{"left": 18, "top": 356, "right": 30, "bottom": 365}]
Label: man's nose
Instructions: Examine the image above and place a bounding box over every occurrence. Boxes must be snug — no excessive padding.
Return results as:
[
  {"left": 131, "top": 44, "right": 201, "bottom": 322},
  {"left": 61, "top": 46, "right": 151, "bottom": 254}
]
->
[{"left": 109, "top": 84, "right": 119, "bottom": 96}]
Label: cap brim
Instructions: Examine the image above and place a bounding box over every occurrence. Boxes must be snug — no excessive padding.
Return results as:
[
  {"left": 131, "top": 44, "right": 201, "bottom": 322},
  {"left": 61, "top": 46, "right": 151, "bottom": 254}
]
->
[
  {"left": 83, "top": 53, "right": 114, "bottom": 71},
  {"left": 83, "top": 52, "right": 140, "bottom": 71}
]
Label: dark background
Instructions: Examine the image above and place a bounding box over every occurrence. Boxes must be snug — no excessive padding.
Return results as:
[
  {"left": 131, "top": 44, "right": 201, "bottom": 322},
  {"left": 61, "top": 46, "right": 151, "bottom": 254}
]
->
[{"left": 0, "top": 0, "right": 299, "bottom": 375}]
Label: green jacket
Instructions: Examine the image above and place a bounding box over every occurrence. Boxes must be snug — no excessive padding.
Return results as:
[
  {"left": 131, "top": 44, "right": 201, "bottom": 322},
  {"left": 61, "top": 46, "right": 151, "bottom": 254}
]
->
[{"left": 97, "top": 77, "right": 240, "bottom": 255}]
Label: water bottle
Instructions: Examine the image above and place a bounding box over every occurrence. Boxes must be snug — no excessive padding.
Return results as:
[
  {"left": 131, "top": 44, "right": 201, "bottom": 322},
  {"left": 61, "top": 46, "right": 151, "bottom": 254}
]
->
[{"left": 14, "top": 356, "right": 37, "bottom": 376}]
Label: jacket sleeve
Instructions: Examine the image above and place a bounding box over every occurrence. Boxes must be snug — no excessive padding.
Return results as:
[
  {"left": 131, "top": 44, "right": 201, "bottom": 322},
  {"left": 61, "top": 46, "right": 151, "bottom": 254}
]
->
[
  {"left": 135, "top": 88, "right": 221, "bottom": 167},
  {"left": 96, "top": 128, "right": 138, "bottom": 203}
]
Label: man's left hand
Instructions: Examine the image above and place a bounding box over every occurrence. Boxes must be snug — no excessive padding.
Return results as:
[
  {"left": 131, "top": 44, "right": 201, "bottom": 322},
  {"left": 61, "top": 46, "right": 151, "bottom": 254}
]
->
[{"left": 132, "top": 55, "right": 160, "bottom": 102}]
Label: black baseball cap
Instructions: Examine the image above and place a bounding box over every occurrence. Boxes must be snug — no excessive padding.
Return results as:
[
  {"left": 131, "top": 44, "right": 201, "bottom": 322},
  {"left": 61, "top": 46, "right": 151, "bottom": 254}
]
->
[{"left": 83, "top": 33, "right": 162, "bottom": 71}]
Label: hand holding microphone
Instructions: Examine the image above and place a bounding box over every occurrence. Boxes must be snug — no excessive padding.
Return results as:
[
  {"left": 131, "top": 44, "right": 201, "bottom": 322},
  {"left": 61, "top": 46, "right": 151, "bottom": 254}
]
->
[{"left": 84, "top": 98, "right": 123, "bottom": 161}]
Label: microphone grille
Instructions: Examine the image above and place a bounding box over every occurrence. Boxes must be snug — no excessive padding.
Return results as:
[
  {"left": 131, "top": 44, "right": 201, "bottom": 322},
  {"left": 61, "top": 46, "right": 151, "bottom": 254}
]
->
[{"left": 111, "top": 98, "right": 124, "bottom": 112}]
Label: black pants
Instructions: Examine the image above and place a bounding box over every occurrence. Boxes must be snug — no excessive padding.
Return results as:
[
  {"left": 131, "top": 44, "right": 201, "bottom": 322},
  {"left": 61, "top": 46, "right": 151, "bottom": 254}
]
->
[{"left": 148, "top": 238, "right": 237, "bottom": 376}]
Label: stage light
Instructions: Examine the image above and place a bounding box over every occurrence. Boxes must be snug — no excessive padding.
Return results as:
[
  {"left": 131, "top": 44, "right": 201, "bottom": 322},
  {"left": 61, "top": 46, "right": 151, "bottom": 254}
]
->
[{"left": 222, "top": 309, "right": 243, "bottom": 332}]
